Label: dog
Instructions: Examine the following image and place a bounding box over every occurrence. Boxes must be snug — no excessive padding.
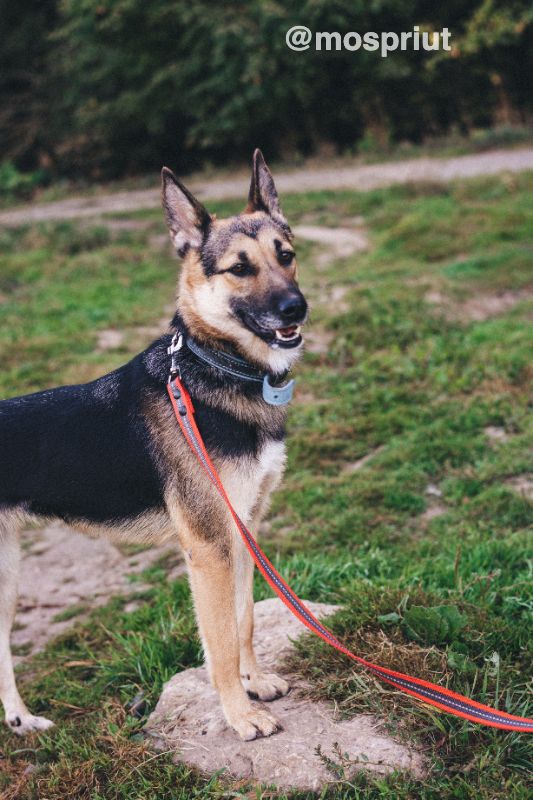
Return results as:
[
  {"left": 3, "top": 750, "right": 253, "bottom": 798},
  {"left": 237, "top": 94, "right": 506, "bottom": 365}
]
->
[{"left": 0, "top": 149, "right": 308, "bottom": 741}]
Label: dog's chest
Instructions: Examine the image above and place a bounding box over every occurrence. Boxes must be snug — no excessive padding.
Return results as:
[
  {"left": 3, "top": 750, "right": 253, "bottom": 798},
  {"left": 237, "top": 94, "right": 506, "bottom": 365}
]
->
[{"left": 217, "top": 440, "right": 286, "bottom": 524}]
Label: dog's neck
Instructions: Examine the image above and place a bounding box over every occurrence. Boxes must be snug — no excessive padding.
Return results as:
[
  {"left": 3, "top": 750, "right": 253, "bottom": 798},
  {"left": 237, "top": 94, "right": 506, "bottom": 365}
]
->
[{"left": 142, "top": 332, "right": 289, "bottom": 433}]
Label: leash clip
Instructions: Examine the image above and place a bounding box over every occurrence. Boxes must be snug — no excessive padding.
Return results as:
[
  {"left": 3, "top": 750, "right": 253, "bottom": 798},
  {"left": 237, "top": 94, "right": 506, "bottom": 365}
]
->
[{"left": 167, "top": 331, "right": 183, "bottom": 381}]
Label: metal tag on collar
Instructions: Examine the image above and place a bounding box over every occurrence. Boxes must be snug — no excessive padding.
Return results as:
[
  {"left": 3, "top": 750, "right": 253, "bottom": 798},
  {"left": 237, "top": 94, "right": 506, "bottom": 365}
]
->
[{"left": 262, "top": 374, "right": 295, "bottom": 406}]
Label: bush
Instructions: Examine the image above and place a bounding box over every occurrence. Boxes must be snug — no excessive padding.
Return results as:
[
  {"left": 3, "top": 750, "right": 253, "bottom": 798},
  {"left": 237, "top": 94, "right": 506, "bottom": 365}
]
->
[
  {"left": 0, "top": 162, "right": 47, "bottom": 201},
  {"left": 0, "top": 1, "right": 531, "bottom": 179}
]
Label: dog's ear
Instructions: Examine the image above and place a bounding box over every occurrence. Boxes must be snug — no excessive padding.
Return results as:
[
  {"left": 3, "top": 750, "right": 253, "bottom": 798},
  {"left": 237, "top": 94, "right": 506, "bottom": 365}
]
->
[
  {"left": 161, "top": 167, "right": 211, "bottom": 257},
  {"left": 246, "top": 149, "right": 287, "bottom": 224}
]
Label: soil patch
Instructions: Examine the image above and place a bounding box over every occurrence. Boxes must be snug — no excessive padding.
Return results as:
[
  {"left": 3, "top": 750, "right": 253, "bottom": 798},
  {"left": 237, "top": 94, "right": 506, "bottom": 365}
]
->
[
  {"left": 2, "top": 147, "right": 532, "bottom": 226},
  {"left": 506, "top": 474, "right": 533, "bottom": 502},
  {"left": 425, "top": 287, "right": 533, "bottom": 322},
  {"left": 13, "top": 523, "right": 184, "bottom": 664}
]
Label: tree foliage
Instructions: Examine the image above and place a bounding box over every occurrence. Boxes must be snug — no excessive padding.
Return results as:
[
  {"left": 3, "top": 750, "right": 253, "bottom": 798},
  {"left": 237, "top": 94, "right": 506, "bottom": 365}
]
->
[{"left": 1, "top": 0, "right": 531, "bottom": 178}]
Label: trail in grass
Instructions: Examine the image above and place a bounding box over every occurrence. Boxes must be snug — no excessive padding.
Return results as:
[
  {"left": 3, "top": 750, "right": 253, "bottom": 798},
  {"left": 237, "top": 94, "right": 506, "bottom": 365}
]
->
[
  {"left": 14, "top": 524, "right": 184, "bottom": 665},
  {"left": 1, "top": 147, "right": 533, "bottom": 226}
]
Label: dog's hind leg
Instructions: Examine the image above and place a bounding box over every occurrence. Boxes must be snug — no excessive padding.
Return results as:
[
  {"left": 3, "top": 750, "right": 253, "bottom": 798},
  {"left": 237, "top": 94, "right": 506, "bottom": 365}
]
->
[{"left": 0, "top": 514, "right": 54, "bottom": 734}]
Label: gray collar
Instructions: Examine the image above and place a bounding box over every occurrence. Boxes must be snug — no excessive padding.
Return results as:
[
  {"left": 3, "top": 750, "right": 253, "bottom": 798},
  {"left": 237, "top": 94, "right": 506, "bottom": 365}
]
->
[{"left": 168, "top": 332, "right": 295, "bottom": 406}]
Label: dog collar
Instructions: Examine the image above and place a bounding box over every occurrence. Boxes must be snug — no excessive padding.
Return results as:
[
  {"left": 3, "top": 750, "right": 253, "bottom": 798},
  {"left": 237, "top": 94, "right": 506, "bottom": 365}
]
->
[{"left": 167, "top": 332, "right": 295, "bottom": 406}]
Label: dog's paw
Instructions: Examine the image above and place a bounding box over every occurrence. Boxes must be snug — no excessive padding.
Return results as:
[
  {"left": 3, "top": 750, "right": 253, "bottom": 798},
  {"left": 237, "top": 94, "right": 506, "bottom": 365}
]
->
[
  {"left": 6, "top": 712, "right": 54, "bottom": 736},
  {"left": 242, "top": 671, "right": 290, "bottom": 702},
  {"left": 228, "top": 705, "right": 281, "bottom": 741}
]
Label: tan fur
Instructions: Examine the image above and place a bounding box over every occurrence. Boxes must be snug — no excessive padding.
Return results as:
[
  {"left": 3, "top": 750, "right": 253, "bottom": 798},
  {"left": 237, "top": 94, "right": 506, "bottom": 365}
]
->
[
  {"left": 71, "top": 510, "right": 177, "bottom": 547},
  {"left": 178, "top": 220, "right": 302, "bottom": 375},
  {"left": 232, "top": 452, "right": 289, "bottom": 702},
  {"left": 165, "top": 439, "right": 287, "bottom": 740},
  {"left": 172, "top": 513, "right": 280, "bottom": 740}
]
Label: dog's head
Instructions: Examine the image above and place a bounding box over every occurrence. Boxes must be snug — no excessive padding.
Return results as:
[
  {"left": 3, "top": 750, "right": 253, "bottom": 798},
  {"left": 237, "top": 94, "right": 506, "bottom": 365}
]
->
[{"left": 161, "top": 149, "right": 308, "bottom": 373}]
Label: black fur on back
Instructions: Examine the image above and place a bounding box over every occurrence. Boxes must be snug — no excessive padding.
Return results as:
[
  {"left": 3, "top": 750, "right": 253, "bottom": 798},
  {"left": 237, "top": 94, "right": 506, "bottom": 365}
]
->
[{"left": 0, "top": 314, "right": 286, "bottom": 526}]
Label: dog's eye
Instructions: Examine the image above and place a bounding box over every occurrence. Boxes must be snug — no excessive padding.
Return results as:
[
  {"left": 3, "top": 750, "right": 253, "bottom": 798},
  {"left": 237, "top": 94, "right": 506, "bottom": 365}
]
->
[
  {"left": 229, "top": 262, "right": 251, "bottom": 276},
  {"left": 279, "top": 250, "right": 295, "bottom": 266}
]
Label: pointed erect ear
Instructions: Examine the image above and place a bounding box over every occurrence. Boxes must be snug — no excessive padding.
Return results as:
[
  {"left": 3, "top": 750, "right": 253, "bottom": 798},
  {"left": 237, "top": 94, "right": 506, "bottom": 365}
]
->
[
  {"left": 161, "top": 167, "right": 211, "bottom": 257},
  {"left": 246, "top": 149, "right": 287, "bottom": 224}
]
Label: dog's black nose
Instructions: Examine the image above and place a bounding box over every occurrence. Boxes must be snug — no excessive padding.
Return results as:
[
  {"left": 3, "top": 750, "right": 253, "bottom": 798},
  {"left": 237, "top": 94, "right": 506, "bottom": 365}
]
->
[{"left": 277, "top": 294, "right": 307, "bottom": 322}]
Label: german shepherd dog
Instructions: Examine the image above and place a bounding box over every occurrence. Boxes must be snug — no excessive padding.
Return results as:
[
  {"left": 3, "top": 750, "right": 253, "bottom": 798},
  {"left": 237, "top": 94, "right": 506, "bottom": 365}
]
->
[{"left": 0, "top": 150, "right": 308, "bottom": 741}]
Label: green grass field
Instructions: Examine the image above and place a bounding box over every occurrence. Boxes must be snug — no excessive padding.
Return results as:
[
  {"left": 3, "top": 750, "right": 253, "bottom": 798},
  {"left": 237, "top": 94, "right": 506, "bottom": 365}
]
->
[{"left": 0, "top": 172, "right": 532, "bottom": 799}]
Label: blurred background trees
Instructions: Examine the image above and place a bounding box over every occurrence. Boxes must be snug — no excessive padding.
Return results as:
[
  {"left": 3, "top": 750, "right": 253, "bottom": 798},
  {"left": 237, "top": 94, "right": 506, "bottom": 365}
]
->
[{"left": 1, "top": 0, "right": 531, "bottom": 181}]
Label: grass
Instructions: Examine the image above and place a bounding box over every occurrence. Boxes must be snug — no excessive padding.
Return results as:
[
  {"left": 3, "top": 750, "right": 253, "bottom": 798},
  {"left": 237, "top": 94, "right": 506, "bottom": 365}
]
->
[
  {"left": 0, "top": 171, "right": 532, "bottom": 798},
  {"left": 51, "top": 605, "right": 89, "bottom": 624}
]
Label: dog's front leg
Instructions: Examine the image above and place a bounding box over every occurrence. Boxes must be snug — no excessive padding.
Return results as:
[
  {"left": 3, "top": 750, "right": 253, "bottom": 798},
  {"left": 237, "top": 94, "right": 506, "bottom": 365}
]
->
[
  {"left": 235, "top": 537, "right": 290, "bottom": 702},
  {"left": 235, "top": 471, "right": 290, "bottom": 702},
  {"left": 175, "top": 514, "right": 280, "bottom": 740}
]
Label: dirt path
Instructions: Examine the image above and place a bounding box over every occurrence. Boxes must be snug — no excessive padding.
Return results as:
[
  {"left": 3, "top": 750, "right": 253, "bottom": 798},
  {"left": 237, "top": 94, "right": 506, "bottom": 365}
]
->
[
  {"left": 2, "top": 147, "right": 533, "bottom": 226},
  {"left": 293, "top": 224, "right": 368, "bottom": 257},
  {"left": 13, "top": 524, "right": 184, "bottom": 665}
]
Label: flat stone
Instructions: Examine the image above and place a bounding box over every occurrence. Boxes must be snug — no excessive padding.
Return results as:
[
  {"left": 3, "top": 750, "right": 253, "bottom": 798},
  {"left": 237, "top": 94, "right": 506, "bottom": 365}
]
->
[{"left": 145, "top": 598, "right": 425, "bottom": 791}]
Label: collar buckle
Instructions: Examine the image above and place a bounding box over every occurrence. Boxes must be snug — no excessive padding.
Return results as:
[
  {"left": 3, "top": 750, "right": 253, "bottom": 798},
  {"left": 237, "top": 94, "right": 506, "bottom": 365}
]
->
[{"left": 167, "top": 332, "right": 183, "bottom": 382}]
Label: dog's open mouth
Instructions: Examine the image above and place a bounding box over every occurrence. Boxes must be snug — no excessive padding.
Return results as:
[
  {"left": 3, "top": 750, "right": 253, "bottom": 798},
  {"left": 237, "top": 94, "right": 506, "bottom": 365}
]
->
[
  {"left": 275, "top": 324, "right": 301, "bottom": 344},
  {"left": 239, "top": 313, "right": 303, "bottom": 349}
]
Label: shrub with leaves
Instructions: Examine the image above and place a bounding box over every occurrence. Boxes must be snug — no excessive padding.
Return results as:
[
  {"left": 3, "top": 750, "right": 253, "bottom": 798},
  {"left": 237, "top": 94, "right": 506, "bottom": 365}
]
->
[{"left": 0, "top": 0, "right": 531, "bottom": 178}]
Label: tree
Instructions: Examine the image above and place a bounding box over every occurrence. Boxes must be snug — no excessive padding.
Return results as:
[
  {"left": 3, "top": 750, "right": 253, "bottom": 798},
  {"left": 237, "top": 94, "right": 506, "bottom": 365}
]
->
[{"left": 0, "top": 0, "right": 57, "bottom": 170}]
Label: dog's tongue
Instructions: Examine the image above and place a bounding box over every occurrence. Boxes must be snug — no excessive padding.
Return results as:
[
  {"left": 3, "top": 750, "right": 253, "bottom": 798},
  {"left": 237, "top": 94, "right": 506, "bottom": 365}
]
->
[{"left": 279, "top": 325, "right": 298, "bottom": 335}]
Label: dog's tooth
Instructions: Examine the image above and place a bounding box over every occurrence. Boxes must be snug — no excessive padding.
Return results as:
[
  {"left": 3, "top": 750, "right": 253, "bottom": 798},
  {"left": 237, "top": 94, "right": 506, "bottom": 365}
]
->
[{"left": 275, "top": 325, "right": 302, "bottom": 341}]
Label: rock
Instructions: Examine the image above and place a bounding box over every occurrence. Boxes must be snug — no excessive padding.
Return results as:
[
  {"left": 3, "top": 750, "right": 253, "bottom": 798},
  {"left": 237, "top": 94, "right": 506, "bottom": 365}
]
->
[
  {"left": 484, "top": 426, "right": 509, "bottom": 443},
  {"left": 506, "top": 474, "right": 533, "bottom": 502},
  {"left": 145, "top": 598, "right": 425, "bottom": 791}
]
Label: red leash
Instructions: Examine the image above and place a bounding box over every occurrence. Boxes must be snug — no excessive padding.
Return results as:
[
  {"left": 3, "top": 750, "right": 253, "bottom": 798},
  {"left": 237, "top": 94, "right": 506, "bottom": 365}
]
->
[{"left": 167, "top": 377, "right": 533, "bottom": 732}]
